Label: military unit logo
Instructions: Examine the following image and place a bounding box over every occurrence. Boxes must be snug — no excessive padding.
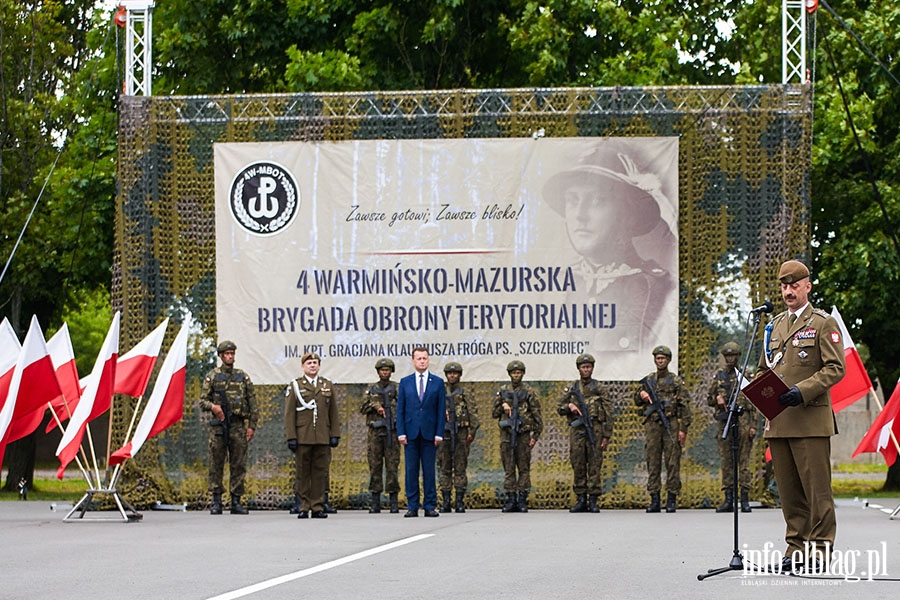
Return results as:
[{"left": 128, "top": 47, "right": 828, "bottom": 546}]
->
[{"left": 229, "top": 161, "right": 299, "bottom": 235}]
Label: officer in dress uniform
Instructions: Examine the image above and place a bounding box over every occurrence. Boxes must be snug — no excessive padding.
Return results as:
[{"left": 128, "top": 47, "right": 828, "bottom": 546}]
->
[
  {"left": 199, "top": 340, "right": 258, "bottom": 515},
  {"left": 359, "top": 358, "right": 401, "bottom": 514},
  {"left": 492, "top": 360, "right": 543, "bottom": 513},
  {"left": 707, "top": 342, "right": 758, "bottom": 513},
  {"left": 284, "top": 352, "right": 340, "bottom": 519},
  {"left": 557, "top": 353, "right": 614, "bottom": 513},
  {"left": 757, "top": 260, "right": 845, "bottom": 573},
  {"left": 634, "top": 345, "right": 690, "bottom": 513},
  {"left": 438, "top": 362, "right": 480, "bottom": 513}
]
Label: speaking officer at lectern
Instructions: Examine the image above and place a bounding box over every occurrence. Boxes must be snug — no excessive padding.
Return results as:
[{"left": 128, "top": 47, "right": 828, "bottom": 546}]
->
[
  {"left": 757, "top": 259, "right": 845, "bottom": 573},
  {"left": 397, "top": 346, "right": 446, "bottom": 517}
]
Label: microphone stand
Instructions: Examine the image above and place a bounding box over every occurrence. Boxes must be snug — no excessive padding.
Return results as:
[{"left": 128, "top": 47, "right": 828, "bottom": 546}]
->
[{"left": 698, "top": 307, "right": 766, "bottom": 581}]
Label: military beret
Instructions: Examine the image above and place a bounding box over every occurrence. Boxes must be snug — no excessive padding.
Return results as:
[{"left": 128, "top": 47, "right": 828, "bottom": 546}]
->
[
  {"left": 301, "top": 351, "right": 321, "bottom": 363},
  {"left": 778, "top": 260, "right": 810, "bottom": 284}
]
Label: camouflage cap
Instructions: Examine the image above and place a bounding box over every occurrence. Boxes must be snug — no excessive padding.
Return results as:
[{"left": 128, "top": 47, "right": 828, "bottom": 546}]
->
[
  {"left": 575, "top": 353, "right": 595, "bottom": 366},
  {"left": 720, "top": 342, "right": 740, "bottom": 356},
  {"left": 217, "top": 340, "right": 236, "bottom": 354},
  {"left": 301, "top": 351, "right": 321, "bottom": 363},
  {"left": 652, "top": 345, "right": 672, "bottom": 358},
  {"left": 443, "top": 361, "right": 463, "bottom": 373},
  {"left": 507, "top": 360, "right": 526, "bottom": 373},
  {"left": 375, "top": 357, "right": 395, "bottom": 372},
  {"left": 778, "top": 260, "right": 810, "bottom": 284}
]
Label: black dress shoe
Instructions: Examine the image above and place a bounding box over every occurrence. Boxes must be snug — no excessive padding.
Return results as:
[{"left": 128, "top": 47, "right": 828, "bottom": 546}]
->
[
  {"left": 423, "top": 508, "right": 440, "bottom": 517},
  {"left": 770, "top": 556, "right": 795, "bottom": 573},
  {"left": 311, "top": 510, "right": 328, "bottom": 519},
  {"left": 296, "top": 510, "right": 308, "bottom": 519},
  {"left": 404, "top": 509, "right": 418, "bottom": 518}
]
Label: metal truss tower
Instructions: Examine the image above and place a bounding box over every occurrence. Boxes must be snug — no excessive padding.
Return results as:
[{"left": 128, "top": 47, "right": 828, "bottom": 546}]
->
[
  {"left": 783, "top": 0, "right": 811, "bottom": 84},
  {"left": 121, "top": 0, "right": 155, "bottom": 96}
]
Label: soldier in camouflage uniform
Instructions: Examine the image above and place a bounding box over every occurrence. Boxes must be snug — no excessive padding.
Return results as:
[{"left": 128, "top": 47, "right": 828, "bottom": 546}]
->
[
  {"left": 359, "top": 358, "right": 401, "bottom": 514},
  {"left": 492, "top": 360, "right": 543, "bottom": 513},
  {"left": 634, "top": 345, "right": 691, "bottom": 513},
  {"left": 707, "top": 342, "right": 758, "bottom": 513},
  {"left": 199, "top": 340, "right": 258, "bottom": 515},
  {"left": 557, "top": 354, "right": 614, "bottom": 513},
  {"left": 438, "top": 362, "right": 480, "bottom": 513}
]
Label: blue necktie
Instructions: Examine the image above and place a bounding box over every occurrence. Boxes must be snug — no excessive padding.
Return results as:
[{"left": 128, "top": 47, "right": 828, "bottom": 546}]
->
[{"left": 418, "top": 374, "right": 425, "bottom": 402}]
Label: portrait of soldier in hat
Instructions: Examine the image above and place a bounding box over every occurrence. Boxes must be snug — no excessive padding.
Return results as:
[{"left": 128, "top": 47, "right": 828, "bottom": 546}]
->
[{"left": 541, "top": 139, "right": 679, "bottom": 378}]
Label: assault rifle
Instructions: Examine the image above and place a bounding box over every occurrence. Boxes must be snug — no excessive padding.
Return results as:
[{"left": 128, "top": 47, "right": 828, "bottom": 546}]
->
[
  {"left": 216, "top": 389, "right": 231, "bottom": 443},
  {"left": 639, "top": 376, "right": 679, "bottom": 449},
  {"left": 368, "top": 385, "right": 396, "bottom": 449},
  {"left": 570, "top": 383, "right": 597, "bottom": 456},
  {"left": 499, "top": 390, "right": 525, "bottom": 464},
  {"left": 446, "top": 387, "right": 463, "bottom": 454}
]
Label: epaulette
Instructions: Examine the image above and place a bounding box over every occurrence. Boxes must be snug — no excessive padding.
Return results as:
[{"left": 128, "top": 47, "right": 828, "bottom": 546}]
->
[{"left": 812, "top": 307, "right": 830, "bottom": 318}]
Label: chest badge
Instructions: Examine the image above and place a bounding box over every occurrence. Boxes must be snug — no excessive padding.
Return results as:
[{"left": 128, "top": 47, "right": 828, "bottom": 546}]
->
[{"left": 798, "top": 350, "right": 808, "bottom": 359}]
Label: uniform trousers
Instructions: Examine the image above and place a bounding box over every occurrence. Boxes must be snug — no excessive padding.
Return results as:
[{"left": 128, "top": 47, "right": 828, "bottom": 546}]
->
[
  {"left": 207, "top": 421, "right": 248, "bottom": 496},
  {"left": 768, "top": 436, "right": 836, "bottom": 555},
  {"left": 644, "top": 420, "right": 681, "bottom": 494},
  {"left": 500, "top": 435, "right": 532, "bottom": 493},
  {"left": 294, "top": 444, "right": 331, "bottom": 512}
]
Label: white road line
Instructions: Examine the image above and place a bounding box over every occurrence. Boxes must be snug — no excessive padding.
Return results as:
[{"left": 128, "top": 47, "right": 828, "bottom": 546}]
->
[{"left": 206, "top": 533, "right": 434, "bottom": 600}]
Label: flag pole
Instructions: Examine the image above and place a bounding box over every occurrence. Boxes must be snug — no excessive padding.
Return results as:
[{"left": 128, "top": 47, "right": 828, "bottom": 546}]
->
[
  {"left": 48, "top": 401, "right": 93, "bottom": 488},
  {"left": 108, "top": 395, "right": 145, "bottom": 490}
]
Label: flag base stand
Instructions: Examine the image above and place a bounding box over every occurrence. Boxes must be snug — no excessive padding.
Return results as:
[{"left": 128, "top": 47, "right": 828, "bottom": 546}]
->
[
  {"left": 63, "top": 488, "right": 143, "bottom": 523},
  {"left": 890, "top": 502, "right": 900, "bottom": 520}
]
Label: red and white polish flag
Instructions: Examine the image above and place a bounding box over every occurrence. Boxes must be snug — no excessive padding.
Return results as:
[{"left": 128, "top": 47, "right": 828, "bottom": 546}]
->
[
  {"left": 115, "top": 318, "right": 169, "bottom": 398},
  {"left": 44, "top": 323, "right": 84, "bottom": 433},
  {"left": 0, "top": 316, "right": 61, "bottom": 469},
  {"left": 853, "top": 376, "right": 900, "bottom": 466},
  {"left": 55, "top": 312, "right": 120, "bottom": 479},
  {"left": 0, "top": 318, "right": 22, "bottom": 411},
  {"left": 110, "top": 322, "right": 187, "bottom": 465},
  {"left": 830, "top": 307, "right": 874, "bottom": 412}
]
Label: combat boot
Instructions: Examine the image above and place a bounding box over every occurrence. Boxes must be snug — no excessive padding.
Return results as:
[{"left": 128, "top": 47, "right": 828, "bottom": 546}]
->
[
  {"left": 740, "top": 490, "right": 752, "bottom": 513},
  {"left": 455, "top": 489, "right": 466, "bottom": 513},
  {"left": 230, "top": 494, "right": 248, "bottom": 515},
  {"left": 369, "top": 492, "right": 381, "bottom": 514},
  {"left": 518, "top": 491, "right": 529, "bottom": 513},
  {"left": 665, "top": 492, "right": 677, "bottom": 513},
  {"left": 646, "top": 493, "right": 661, "bottom": 513},
  {"left": 588, "top": 495, "right": 600, "bottom": 513},
  {"left": 716, "top": 489, "right": 734, "bottom": 513},
  {"left": 440, "top": 490, "right": 452, "bottom": 513},
  {"left": 210, "top": 492, "right": 223, "bottom": 515},
  {"left": 323, "top": 493, "right": 337, "bottom": 514},
  {"left": 569, "top": 494, "right": 588, "bottom": 513},
  {"left": 389, "top": 492, "right": 399, "bottom": 514},
  {"left": 501, "top": 492, "right": 518, "bottom": 513}
]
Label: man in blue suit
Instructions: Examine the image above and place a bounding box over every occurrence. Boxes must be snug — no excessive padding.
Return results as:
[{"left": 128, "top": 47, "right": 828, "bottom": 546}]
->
[{"left": 397, "top": 346, "right": 446, "bottom": 517}]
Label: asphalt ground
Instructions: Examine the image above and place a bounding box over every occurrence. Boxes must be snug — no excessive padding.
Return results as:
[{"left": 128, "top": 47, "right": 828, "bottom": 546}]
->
[{"left": 2, "top": 498, "right": 900, "bottom": 600}]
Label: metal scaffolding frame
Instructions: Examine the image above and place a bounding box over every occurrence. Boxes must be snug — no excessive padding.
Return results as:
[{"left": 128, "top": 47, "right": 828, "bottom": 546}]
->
[{"left": 122, "top": 0, "right": 154, "bottom": 96}]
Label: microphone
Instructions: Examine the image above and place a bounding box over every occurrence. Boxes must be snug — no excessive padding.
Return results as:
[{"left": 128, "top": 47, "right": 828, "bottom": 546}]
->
[{"left": 750, "top": 300, "right": 774, "bottom": 314}]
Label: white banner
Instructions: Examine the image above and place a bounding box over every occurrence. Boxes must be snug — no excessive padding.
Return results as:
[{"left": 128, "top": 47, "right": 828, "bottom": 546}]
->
[{"left": 214, "top": 137, "right": 678, "bottom": 383}]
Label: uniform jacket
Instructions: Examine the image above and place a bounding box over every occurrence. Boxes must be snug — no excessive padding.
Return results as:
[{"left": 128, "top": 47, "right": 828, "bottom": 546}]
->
[
  {"left": 757, "top": 304, "right": 845, "bottom": 438},
  {"left": 706, "top": 367, "right": 757, "bottom": 424},
  {"left": 199, "top": 366, "right": 259, "bottom": 430},
  {"left": 444, "top": 382, "right": 480, "bottom": 438},
  {"left": 283, "top": 375, "right": 340, "bottom": 445},
  {"left": 633, "top": 369, "right": 691, "bottom": 433},
  {"left": 492, "top": 382, "right": 544, "bottom": 441},
  {"left": 557, "top": 378, "right": 614, "bottom": 439},
  {"left": 359, "top": 381, "right": 398, "bottom": 432},
  {"left": 396, "top": 371, "right": 446, "bottom": 442}
]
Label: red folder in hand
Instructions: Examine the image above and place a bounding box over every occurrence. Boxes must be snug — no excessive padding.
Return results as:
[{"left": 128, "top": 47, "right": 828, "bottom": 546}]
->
[{"left": 743, "top": 369, "right": 790, "bottom": 420}]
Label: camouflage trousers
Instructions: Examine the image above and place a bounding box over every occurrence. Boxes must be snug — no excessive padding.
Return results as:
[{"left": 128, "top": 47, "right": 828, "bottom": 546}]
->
[
  {"left": 500, "top": 434, "right": 533, "bottom": 493},
  {"left": 207, "top": 420, "right": 248, "bottom": 496},
  {"left": 568, "top": 430, "right": 605, "bottom": 495},
  {"left": 437, "top": 427, "right": 470, "bottom": 492},
  {"left": 716, "top": 418, "right": 754, "bottom": 491},
  {"left": 644, "top": 420, "right": 681, "bottom": 495},
  {"left": 366, "top": 429, "right": 401, "bottom": 494}
]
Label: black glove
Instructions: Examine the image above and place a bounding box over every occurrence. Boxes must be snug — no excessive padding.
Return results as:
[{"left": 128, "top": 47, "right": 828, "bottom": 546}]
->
[
  {"left": 329, "top": 436, "right": 340, "bottom": 448},
  {"left": 287, "top": 439, "right": 298, "bottom": 453},
  {"left": 778, "top": 386, "right": 803, "bottom": 407}
]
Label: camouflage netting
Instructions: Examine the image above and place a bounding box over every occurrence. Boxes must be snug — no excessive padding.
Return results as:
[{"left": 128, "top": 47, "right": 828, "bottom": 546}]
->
[{"left": 112, "top": 86, "right": 811, "bottom": 510}]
